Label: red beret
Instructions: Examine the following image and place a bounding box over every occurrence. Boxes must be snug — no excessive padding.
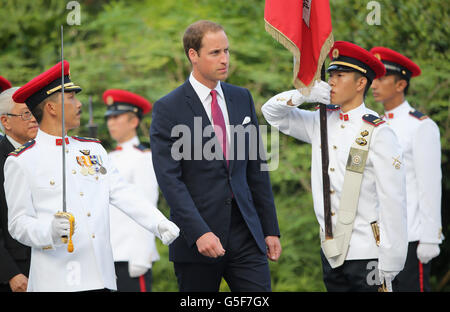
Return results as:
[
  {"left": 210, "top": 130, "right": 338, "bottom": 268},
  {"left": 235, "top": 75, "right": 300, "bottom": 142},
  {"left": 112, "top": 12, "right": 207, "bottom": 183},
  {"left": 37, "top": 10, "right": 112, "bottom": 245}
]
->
[
  {"left": 103, "top": 89, "right": 152, "bottom": 118},
  {"left": 12, "top": 60, "right": 81, "bottom": 110},
  {"left": 370, "top": 47, "right": 421, "bottom": 78},
  {"left": 0, "top": 76, "right": 12, "bottom": 92},
  {"left": 327, "top": 41, "right": 386, "bottom": 81}
]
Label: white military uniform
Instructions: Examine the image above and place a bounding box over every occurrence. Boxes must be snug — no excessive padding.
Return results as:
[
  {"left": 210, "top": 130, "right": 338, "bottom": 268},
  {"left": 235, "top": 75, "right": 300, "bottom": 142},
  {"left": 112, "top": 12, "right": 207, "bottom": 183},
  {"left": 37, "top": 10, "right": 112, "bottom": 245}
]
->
[
  {"left": 4, "top": 129, "right": 168, "bottom": 292},
  {"left": 108, "top": 136, "right": 160, "bottom": 273},
  {"left": 262, "top": 94, "right": 408, "bottom": 271},
  {"left": 383, "top": 101, "right": 443, "bottom": 244}
]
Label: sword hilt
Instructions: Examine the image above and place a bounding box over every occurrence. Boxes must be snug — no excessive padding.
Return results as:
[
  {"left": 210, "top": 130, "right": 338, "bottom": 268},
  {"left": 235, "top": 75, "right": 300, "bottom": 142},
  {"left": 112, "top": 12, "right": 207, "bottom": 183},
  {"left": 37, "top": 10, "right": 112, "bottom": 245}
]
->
[{"left": 55, "top": 211, "right": 75, "bottom": 253}]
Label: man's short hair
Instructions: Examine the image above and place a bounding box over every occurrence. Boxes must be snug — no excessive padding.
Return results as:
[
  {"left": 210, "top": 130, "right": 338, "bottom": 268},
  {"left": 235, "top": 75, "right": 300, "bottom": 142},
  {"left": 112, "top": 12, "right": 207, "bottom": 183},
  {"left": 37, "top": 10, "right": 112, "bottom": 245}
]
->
[
  {"left": 385, "top": 71, "right": 410, "bottom": 95},
  {"left": 0, "top": 87, "right": 20, "bottom": 132},
  {"left": 32, "top": 92, "right": 60, "bottom": 124},
  {"left": 183, "top": 20, "right": 224, "bottom": 62}
]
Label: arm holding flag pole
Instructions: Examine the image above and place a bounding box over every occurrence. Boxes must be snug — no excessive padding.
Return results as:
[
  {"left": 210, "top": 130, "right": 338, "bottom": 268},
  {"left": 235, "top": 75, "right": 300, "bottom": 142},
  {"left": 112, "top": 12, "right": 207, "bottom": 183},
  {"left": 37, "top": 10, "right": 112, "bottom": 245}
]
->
[{"left": 264, "top": 0, "right": 334, "bottom": 238}]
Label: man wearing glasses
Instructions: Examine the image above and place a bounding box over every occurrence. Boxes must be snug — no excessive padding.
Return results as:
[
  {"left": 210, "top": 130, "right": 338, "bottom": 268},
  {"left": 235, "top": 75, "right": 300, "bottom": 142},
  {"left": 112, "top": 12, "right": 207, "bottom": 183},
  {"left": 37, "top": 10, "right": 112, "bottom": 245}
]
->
[{"left": 0, "top": 84, "right": 39, "bottom": 292}]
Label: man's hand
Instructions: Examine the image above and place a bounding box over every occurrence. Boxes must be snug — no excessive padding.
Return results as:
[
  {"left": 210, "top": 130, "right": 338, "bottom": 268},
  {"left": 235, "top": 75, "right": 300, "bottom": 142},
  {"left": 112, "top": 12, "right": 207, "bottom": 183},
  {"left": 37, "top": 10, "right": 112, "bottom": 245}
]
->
[
  {"left": 51, "top": 214, "right": 71, "bottom": 244},
  {"left": 9, "top": 273, "right": 28, "bottom": 292},
  {"left": 157, "top": 219, "right": 180, "bottom": 245},
  {"left": 196, "top": 232, "right": 225, "bottom": 258},
  {"left": 265, "top": 236, "right": 281, "bottom": 262},
  {"left": 417, "top": 242, "right": 440, "bottom": 264},
  {"left": 378, "top": 270, "right": 399, "bottom": 292},
  {"left": 289, "top": 80, "right": 331, "bottom": 106}
]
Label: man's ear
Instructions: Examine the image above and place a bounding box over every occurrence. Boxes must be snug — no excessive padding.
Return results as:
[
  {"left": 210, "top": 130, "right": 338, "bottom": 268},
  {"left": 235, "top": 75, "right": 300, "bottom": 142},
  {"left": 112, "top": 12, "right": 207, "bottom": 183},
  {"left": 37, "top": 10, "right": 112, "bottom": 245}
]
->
[
  {"left": 356, "top": 76, "right": 368, "bottom": 93},
  {"left": 396, "top": 79, "right": 408, "bottom": 93},
  {"left": 0, "top": 115, "right": 10, "bottom": 131},
  {"left": 188, "top": 48, "right": 198, "bottom": 65},
  {"left": 44, "top": 100, "right": 58, "bottom": 117}
]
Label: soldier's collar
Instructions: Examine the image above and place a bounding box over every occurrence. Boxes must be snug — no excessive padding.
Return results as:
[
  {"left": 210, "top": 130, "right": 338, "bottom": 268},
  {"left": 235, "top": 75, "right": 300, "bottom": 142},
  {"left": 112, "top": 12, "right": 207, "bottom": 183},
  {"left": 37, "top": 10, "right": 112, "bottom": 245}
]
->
[
  {"left": 36, "top": 129, "right": 70, "bottom": 147},
  {"left": 384, "top": 100, "right": 411, "bottom": 118},
  {"left": 117, "top": 136, "right": 139, "bottom": 150},
  {"left": 340, "top": 102, "right": 366, "bottom": 123}
]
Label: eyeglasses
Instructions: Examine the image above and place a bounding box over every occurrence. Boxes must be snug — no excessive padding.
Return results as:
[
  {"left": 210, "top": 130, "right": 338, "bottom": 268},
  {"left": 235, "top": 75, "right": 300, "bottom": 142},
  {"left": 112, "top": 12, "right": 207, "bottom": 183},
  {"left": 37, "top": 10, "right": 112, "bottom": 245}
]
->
[{"left": 6, "top": 111, "right": 33, "bottom": 121}]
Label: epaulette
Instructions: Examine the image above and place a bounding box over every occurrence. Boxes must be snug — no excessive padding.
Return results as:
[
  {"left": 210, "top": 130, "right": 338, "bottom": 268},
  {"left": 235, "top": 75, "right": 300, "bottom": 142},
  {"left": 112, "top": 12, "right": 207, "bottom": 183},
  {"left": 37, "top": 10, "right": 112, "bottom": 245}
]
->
[
  {"left": 315, "top": 104, "right": 340, "bottom": 111},
  {"left": 134, "top": 142, "right": 151, "bottom": 152},
  {"left": 8, "top": 140, "right": 36, "bottom": 157},
  {"left": 362, "top": 114, "right": 385, "bottom": 127},
  {"left": 409, "top": 109, "right": 428, "bottom": 121},
  {"left": 71, "top": 136, "right": 101, "bottom": 143}
]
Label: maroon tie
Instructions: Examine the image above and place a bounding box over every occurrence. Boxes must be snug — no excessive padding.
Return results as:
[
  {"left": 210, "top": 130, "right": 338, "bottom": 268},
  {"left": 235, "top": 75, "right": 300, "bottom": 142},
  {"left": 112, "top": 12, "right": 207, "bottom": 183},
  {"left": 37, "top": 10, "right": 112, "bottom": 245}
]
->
[{"left": 210, "top": 90, "right": 228, "bottom": 166}]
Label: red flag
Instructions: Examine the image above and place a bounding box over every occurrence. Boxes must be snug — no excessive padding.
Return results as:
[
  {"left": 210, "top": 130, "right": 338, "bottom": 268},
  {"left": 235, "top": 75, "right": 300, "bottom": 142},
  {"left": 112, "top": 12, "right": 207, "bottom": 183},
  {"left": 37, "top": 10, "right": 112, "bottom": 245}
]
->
[{"left": 265, "top": 0, "right": 334, "bottom": 89}]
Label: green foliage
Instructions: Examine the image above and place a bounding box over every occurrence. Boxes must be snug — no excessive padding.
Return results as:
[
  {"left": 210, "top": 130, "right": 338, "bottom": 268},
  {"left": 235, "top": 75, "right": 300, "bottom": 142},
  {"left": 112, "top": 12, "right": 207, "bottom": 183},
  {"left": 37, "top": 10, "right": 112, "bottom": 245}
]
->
[{"left": 0, "top": 0, "right": 448, "bottom": 291}]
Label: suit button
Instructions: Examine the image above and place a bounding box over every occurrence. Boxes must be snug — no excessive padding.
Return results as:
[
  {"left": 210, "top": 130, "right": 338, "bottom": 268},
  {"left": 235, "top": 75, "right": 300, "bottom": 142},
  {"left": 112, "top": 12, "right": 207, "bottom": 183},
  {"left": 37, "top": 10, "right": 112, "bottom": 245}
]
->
[{"left": 225, "top": 198, "right": 232, "bottom": 205}]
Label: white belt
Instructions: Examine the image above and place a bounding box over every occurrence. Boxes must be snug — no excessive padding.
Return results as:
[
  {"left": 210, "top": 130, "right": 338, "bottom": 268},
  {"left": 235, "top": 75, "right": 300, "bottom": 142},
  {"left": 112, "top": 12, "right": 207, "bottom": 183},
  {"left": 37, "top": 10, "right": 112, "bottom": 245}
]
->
[{"left": 321, "top": 121, "right": 375, "bottom": 268}]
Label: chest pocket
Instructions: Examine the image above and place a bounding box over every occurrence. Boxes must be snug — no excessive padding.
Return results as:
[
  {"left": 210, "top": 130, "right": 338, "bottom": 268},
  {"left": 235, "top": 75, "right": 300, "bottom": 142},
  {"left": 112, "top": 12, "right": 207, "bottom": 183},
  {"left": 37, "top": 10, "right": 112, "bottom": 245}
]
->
[{"left": 33, "top": 175, "right": 62, "bottom": 214}]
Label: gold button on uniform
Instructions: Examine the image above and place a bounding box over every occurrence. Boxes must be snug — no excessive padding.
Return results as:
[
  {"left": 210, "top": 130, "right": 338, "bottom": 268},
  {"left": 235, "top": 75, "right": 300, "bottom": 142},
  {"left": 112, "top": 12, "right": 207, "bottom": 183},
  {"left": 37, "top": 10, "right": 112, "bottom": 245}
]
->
[
  {"left": 333, "top": 145, "right": 337, "bottom": 150},
  {"left": 341, "top": 124, "right": 345, "bottom": 129},
  {"left": 92, "top": 234, "right": 95, "bottom": 239},
  {"left": 72, "top": 169, "right": 76, "bottom": 174},
  {"left": 87, "top": 212, "right": 91, "bottom": 217},
  {"left": 80, "top": 192, "right": 84, "bottom": 196},
  {"left": 50, "top": 180, "right": 55, "bottom": 186},
  {"left": 330, "top": 167, "right": 335, "bottom": 172}
]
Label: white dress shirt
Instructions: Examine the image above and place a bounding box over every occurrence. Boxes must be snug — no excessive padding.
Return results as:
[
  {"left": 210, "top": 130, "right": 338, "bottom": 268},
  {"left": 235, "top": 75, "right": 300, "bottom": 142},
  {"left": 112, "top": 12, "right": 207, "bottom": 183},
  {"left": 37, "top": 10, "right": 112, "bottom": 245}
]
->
[
  {"left": 262, "top": 94, "right": 408, "bottom": 271},
  {"left": 189, "top": 73, "right": 231, "bottom": 143},
  {"left": 383, "top": 101, "right": 443, "bottom": 244},
  {"left": 108, "top": 136, "right": 160, "bottom": 270}
]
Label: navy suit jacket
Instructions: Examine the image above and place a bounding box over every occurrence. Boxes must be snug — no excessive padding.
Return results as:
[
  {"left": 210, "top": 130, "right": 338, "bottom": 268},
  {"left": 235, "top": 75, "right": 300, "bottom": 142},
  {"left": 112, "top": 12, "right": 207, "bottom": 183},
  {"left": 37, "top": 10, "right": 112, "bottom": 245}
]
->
[
  {"left": 150, "top": 80, "right": 280, "bottom": 263},
  {"left": 0, "top": 136, "right": 31, "bottom": 286}
]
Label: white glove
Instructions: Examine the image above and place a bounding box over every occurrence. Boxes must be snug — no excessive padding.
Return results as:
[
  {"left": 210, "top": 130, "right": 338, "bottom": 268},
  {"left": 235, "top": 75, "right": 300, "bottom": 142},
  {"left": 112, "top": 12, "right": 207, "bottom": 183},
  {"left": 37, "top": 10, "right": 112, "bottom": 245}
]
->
[
  {"left": 378, "top": 270, "right": 399, "bottom": 292},
  {"left": 417, "top": 242, "right": 440, "bottom": 264},
  {"left": 128, "top": 263, "right": 149, "bottom": 278},
  {"left": 157, "top": 220, "right": 180, "bottom": 245},
  {"left": 291, "top": 80, "right": 331, "bottom": 106},
  {"left": 51, "top": 215, "right": 71, "bottom": 245}
]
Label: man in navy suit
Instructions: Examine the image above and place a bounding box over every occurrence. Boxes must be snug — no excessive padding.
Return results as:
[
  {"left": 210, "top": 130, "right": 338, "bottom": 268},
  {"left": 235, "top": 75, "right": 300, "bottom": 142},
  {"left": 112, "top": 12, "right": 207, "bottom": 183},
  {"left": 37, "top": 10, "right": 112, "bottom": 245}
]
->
[{"left": 150, "top": 20, "right": 281, "bottom": 292}]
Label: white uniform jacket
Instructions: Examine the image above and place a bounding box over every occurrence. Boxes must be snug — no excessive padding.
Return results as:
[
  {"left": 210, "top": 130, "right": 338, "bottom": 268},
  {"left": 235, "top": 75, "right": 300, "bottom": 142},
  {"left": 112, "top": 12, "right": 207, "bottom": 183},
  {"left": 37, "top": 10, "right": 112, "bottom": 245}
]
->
[
  {"left": 4, "top": 130, "right": 167, "bottom": 291},
  {"left": 383, "top": 101, "right": 443, "bottom": 244},
  {"left": 262, "top": 93, "right": 408, "bottom": 271},
  {"left": 108, "top": 136, "right": 160, "bottom": 271}
]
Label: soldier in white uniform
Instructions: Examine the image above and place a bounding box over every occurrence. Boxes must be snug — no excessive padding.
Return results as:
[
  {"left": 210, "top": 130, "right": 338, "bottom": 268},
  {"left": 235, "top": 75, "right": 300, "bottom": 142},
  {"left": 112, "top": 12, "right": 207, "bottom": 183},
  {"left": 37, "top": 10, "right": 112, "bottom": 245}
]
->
[
  {"left": 5, "top": 61, "right": 180, "bottom": 292},
  {"left": 262, "top": 41, "right": 408, "bottom": 291},
  {"left": 370, "top": 47, "right": 444, "bottom": 292},
  {"left": 103, "top": 89, "right": 160, "bottom": 292}
]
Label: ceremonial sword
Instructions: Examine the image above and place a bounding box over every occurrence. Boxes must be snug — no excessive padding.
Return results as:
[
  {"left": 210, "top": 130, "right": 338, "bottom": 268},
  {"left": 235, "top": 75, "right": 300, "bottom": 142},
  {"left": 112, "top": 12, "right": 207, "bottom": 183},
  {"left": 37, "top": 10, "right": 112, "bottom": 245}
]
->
[{"left": 55, "top": 25, "right": 75, "bottom": 253}]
